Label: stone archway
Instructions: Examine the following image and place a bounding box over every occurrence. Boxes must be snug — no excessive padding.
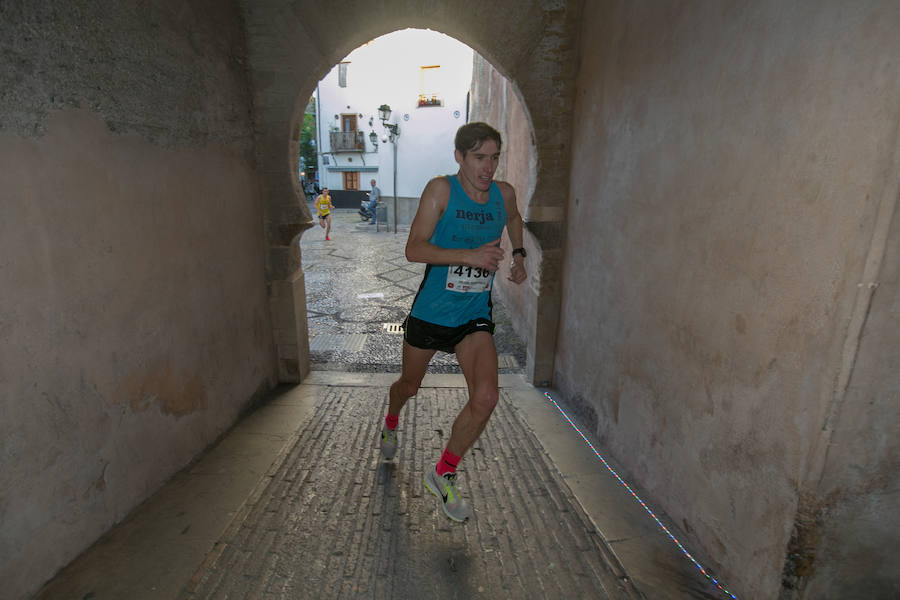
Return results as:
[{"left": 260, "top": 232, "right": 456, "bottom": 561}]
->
[{"left": 240, "top": 1, "right": 581, "bottom": 384}]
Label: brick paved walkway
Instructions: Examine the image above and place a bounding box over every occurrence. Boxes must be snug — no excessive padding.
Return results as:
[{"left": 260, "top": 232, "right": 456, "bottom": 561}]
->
[
  {"left": 34, "top": 211, "right": 731, "bottom": 600},
  {"left": 181, "top": 385, "right": 638, "bottom": 599}
]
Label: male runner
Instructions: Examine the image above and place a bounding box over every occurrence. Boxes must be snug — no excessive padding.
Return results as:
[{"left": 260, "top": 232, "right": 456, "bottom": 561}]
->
[
  {"left": 379, "top": 122, "right": 528, "bottom": 522},
  {"left": 315, "top": 187, "right": 334, "bottom": 240}
]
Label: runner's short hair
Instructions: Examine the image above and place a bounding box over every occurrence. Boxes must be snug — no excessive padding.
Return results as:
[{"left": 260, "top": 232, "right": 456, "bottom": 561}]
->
[{"left": 455, "top": 122, "right": 502, "bottom": 157}]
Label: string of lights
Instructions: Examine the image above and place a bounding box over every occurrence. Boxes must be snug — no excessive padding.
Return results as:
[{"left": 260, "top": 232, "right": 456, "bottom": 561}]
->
[{"left": 542, "top": 391, "right": 738, "bottom": 600}]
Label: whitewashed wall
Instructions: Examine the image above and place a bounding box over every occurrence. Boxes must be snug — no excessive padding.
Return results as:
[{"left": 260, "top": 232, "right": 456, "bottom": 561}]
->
[{"left": 316, "top": 28, "right": 472, "bottom": 198}]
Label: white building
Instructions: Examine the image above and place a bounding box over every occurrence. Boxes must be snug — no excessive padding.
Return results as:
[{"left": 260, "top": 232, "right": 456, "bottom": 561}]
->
[{"left": 315, "top": 29, "right": 473, "bottom": 224}]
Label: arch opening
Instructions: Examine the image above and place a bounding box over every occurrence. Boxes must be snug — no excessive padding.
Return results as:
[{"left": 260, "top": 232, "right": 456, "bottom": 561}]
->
[
  {"left": 245, "top": 4, "right": 578, "bottom": 385},
  {"left": 278, "top": 28, "right": 545, "bottom": 381}
]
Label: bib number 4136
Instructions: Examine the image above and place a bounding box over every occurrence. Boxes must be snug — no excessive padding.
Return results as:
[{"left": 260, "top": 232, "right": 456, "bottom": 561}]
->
[{"left": 445, "top": 265, "right": 493, "bottom": 293}]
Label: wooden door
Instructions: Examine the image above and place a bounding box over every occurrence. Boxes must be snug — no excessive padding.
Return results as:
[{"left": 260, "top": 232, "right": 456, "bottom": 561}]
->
[{"left": 343, "top": 171, "right": 359, "bottom": 190}]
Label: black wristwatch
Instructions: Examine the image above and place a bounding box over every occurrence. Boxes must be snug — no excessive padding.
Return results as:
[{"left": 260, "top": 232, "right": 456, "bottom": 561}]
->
[{"left": 512, "top": 247, "right": 527, "bottom": 258}]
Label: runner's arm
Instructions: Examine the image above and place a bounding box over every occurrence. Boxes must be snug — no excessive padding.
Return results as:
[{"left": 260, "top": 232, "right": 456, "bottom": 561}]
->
[{"left": 498, "top": 181, "right": 527, "bottom": 284}]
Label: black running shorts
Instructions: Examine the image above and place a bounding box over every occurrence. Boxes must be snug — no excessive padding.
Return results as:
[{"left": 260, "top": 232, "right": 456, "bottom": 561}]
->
[{"left": 402, "top": 314, "right": 495, "bottom": 354}]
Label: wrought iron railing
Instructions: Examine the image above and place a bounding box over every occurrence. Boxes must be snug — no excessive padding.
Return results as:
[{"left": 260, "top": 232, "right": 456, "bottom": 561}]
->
[{"left": 329, "top": 131, "right": 365, "bottom": 152}]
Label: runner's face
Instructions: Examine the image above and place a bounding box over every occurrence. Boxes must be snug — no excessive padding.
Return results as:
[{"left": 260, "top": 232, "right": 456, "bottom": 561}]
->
[{"left": 455, "top": 140, "right": 500, "bottom": 193}]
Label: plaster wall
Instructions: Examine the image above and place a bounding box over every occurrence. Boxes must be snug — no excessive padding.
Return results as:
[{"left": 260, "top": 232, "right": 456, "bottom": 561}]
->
[
  {"left": 0, "top": 3, "right": 277, "bottom": 599},
  {"left": 469, "top": 56, "right": 539, "bottom": 370},
  {"left": 804, "top": 197, "right": 899, "bottom": 597},
  {"left": 556, "top": 2, "right": 900, "bottom": 598},
  {"left": 315, "top": 29, "right": 472, "bottom": 199}
]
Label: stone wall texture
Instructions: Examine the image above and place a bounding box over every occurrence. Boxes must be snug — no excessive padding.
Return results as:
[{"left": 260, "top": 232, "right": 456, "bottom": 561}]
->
[
  {"left": 469, "top": 57, "right": 541, "bottom": 381},
  {"left": 0, "top": 2, "right": 277, "bottom": 598},
  {"left": 556, "top": 1, "right": 900, "bottom": 598}
]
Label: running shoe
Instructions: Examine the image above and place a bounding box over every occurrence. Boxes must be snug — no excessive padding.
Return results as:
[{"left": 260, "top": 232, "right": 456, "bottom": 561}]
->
[
  {"left": 380, "top": 427, "right": 397, "bottom": 460},
  {"left": 425, "top": 469, "right": 470, "bottom": 522}
]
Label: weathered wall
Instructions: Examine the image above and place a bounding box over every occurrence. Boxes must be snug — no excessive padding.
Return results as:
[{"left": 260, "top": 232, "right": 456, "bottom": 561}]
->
[
  {"left": 556, "top": 1, "right": 900, "bottom": 598},
  {"left": 803, "top": 196, "right": 899, "bottom": 597},
  {"left": 469, "top": 56, "right": 541, "bottom": 375},
  {"left": 0, "top": 2, "right": 277, "bottom": 599}
]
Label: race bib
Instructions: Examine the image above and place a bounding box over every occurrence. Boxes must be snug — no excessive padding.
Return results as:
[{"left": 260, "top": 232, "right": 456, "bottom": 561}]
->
[{"left": 445, "top": 265, "right": 494, "bottom": 293}]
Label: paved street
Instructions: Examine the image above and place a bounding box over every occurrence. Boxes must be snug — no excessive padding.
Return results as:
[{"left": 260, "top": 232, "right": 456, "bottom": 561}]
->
[
  {"left": 180, "top": 379, "right": 636, "bottom": 599},
  {"left": 34, "top": 210, "right": 735, "bottom": 600}
]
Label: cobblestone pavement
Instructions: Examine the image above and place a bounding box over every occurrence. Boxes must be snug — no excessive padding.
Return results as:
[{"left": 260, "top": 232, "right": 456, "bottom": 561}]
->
[
  {"left": 300, "top": 209, "right": 527, "bottom": 374},
  {"left": 34, "top": 209, "right": 733, "bottom": 600},
  {"left": 181, "top": 384, "right": 639, "bottom": 600},
  {"left": 178, "top": 210, "right": 644, "bottom": 599}
]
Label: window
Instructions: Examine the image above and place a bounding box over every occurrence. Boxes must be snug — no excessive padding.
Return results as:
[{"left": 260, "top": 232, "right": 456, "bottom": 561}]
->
[
  {"left": 343, "top": 171, "right": 359, "bottom": 190},
  {"left": 418, "top": 65, "right": 443, "bottom": 106},
  {"left": 338, "top": 62, "right": 349, "bottom": 87}
]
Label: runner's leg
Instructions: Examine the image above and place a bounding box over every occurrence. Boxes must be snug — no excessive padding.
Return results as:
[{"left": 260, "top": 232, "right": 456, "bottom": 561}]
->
[
  {"left": 388, "top": 340, "right": 436, "bottom": 417},
  {"left": 446, "top": 331, "right": 499, "bottom": 458}
]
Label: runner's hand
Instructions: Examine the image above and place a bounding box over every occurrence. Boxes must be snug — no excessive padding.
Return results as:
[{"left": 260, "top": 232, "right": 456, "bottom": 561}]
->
[
  {"left": 469, "top": 238, "right": 504, "bottom": 271},
  {"left": 507, "top": 259, "right": 527, "bottom": 284}
]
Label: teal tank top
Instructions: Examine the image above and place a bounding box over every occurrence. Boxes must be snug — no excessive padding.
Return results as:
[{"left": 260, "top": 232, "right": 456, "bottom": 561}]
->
[{"left": 410, "top": 175, "right": 507, "bottom": 327}]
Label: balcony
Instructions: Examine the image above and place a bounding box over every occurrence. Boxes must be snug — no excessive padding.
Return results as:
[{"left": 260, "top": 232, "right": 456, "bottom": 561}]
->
[
  {"left": 417, "top": 94, "right": 443, "bottom": 107},
  {"left": 329, "top": 130, "right": 365, "bottom": 152}
]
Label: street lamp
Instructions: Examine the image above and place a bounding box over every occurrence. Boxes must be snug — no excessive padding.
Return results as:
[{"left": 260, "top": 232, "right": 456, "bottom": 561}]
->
[
  {"left": 377, "top": 104, "right": 390, "bottom": 124},
  {"left": 368, "top": 130, "right": 378, "bottom": 152},
  {"left": 378, "top": 104, "right": 400, "bottom": 233}
]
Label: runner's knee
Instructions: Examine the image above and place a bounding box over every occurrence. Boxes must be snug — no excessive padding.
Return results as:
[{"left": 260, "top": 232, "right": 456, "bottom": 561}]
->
[
  {"left": 469, "top": 386, "right": 499, "bottom": 420},
  {"left": 392, "top": 376, "right": 421, "bottom": 400}
]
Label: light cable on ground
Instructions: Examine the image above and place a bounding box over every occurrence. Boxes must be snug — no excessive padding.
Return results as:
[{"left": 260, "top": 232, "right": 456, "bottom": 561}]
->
[{"left": 543, "top": 391, "right": 738, "bottom": 599}]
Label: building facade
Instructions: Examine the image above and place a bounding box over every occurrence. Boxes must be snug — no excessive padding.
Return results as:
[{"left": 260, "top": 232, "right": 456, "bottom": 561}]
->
[{"left": 315, "top": 29, "right": 472, "bottom": 221}]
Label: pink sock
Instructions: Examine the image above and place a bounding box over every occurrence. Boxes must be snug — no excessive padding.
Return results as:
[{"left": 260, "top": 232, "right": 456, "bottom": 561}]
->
[
  {"left": 385, "top": 414, "right": 399, "bottom": 430},
  {"left": 435, "top": 448, "right": 461, "bottom": 476}
]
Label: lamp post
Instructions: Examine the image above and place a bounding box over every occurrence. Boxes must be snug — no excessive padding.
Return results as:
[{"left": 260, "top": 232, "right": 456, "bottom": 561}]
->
[{"left": 378, "top": 104, "right": 400, "bottom": 234}]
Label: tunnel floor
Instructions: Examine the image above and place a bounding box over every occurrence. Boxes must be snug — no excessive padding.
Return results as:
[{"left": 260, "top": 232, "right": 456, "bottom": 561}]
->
[{"left": 34, "top": 211, "right": 734, "bottom": 600}]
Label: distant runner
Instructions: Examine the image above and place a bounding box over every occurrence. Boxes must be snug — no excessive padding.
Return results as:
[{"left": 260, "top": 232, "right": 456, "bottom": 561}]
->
[{"left": 315, "top": 187, "right": 334, "bottom": 241}]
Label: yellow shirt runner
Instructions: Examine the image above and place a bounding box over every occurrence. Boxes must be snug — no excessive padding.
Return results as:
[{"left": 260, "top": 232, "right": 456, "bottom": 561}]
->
[{"left": 316, "top": 194, "right": 332, "bottom": 217}]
